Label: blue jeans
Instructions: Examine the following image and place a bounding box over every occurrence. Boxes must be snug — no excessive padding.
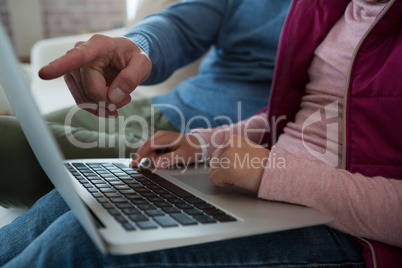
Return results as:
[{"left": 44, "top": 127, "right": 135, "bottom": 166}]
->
[{"left": 0, "top": 189, "right": 365, "bottom": 268}]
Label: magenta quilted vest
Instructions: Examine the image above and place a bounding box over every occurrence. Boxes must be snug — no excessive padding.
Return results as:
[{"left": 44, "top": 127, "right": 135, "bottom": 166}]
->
[{"left": 260, "top": 0, "right": 402, "bottom": 267}]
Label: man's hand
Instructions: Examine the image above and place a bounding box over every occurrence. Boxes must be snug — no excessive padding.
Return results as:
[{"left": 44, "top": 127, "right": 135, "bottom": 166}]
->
[
  {"left": 131, "top": 131, "right": 203, "bottom": 169},
  {"left": 39, "top": 35, "right": 152, "bottom": 117},
  {"left": 209, "top": 135, "right": 270, "bottom": 192}
]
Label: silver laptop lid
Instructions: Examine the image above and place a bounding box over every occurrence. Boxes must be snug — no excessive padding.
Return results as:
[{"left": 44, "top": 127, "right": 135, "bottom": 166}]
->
[{"left": 0, "top": 22, "right": 107, "bottom": 253}]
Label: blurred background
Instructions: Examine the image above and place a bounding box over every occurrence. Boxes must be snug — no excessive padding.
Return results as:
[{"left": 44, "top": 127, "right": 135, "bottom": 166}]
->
[
  {"left": 0, "top": 0, "right": 193, "bottom": 116},
  {"left": 0, "top": 0, "right": 139, "bottom": 115},
  {"left": 0, "top": 0, "right": 134, "bottom": 60}
]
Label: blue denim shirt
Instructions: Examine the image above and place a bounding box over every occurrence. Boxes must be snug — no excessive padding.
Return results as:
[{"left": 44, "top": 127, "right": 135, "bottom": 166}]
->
[{"left": 125, "top": 0, "right": 291, "bottom": 130}]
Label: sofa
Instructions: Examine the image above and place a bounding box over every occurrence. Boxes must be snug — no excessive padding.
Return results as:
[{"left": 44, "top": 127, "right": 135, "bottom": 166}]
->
[{"left": 0, "top": 0, "right": 202, "bottom": 228}]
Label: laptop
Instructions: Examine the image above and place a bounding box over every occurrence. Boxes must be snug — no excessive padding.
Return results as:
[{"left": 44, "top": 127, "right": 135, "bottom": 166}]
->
[{"left": 0, "top": 22, "right": 332, "bottom": 255}]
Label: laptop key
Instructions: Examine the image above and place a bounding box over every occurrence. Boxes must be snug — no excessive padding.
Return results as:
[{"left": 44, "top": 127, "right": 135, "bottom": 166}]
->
[
  {"left": 140, "top": 192, "right": 157, "bottom": 198},
  {"left": 168, "top": 198, "right": 185, "bottom": 204},
  {"left": 125, "top": 181, "right": 140, "bottom": 186},
  {"left": 82, "top": 183, "right": 92, "bottom": 188},
  {"left": 112, "top": 162, "right": 128, "bottom": 169},
  {"left": 135, "top": 187, "right": 150, "bottom": 193},
  {"left": 114, "top": 173, "right": 127, "bottom": 177},
  {"left": 117, "top": 176, "right": 132, "bottom": 180},
  {"left": 91, "top": 192, "right": 103, "bottom": 198},
  {"left": 87, "top": 163, "right": 103, "bottom": 167},
  {"left": 154, "top": 202, "right": 172, "bottom": 208},
  {"left": 140, "top": 171, "right": 194, "bottom": 198},
  {"left": 193, "top": 215, "right": 216, "bottom": 224},
  {"left": 183, "top": 208, "right": 203, "bottom": 215},
  {"left": 213, "top": 215, "right": 237, "bottom": 222},
  {"left": 120, "top": 189, "right": 137, "bottom": 194},
  {"left": 122, "top": 169, "right": 139, "bottom": 175},
  {"left": 153, "top": 216, "right": 178, "bottom": 228},
  {"left": 115, "top": 202, "right": 135, "bottom": 209},
  {"left": 114, "top": 215, "right": 128, "bottom": 223},
  {"left": 148, "top": 185, "right": 164, "bottom": 191},
  {"left": 123, "top": 193, "right": 142, "bottom": 199},
  {"left": 82, "top": 172, "right": 96, "bottom": 176},
  {"left": 194, "top": 203, "right": 215, "bottom": 210},
  {"left": 136, "top": 220, "right": 158, "bottom": 230},
  {"left": 130, "top": 173, "right": 147, "bottom": 178},
  {"left": 72, "top": 163, "right": 86, "bottom": 166},
  {"left": 145, "top": 209, "right": 165, "bottom": 217},
  {"left": 130, "top": 198, "right": 148, "bottom": 205},
  {"left": 109, "top": 197, "right": 127, "bottom": 203},
  {"left": 94, "top": 169, "right": 108, "bottom": 173},
  {"left": 108, "top": 181, "right": 125, "bottom": 186},
  {"left": 155, "top": 190, "right": 171, "bottom": 195},
  {"left": 77, "top": 178, "right": 87, "bottom": 183},
  {"left": 175, "top": 203, "right": 193, "bottom": 210},
  {"left": 95, "top": 183, "right": 111, "bottom": 188},
  {"left": 104, "top": 192, "right": 121, "bottom": 198},
  {"left": 162, "top": 207, "right": 181, "bottom": 214},
  {"left": 134, "top": 177, "right": 150, "bottom": 183},
  {"left": 122, "top": 208, "right": 141, "bottom": 215},
  {"left": 96, "top": 197, "right": 109, "bottom": 203},
  {"left": 100, "top": 188, "right": 117, "bottom": 194},
  {"left": 171, "top": 213, "right": 198, "bottom": 226},
  {"left": 122, "top": 222, "right": 136, "bottom": 231},
  {"left": 108, "top": 208, "right": 121, "bottom": 216},
  {"left": 87, "top": 188, "right": 98, "bottom": 193},
  {"left": 138, "top": 204, "right": 156, "bottom": 211},
  {"left": 184, "top": 197, "right": 205, "bottom": 204},
  {"left": 203, "top": 208, "right": 225, "bottom": 216},
  {"left": 102, "top": 203, "right": 114, "bottom": 209},
  {"left": 128, "top": 214, "right": 148, "bottom": 222},
  {"left": 147, "top": 197, "right": 164, "bottom": 203},
  {"left": 89, "top": 179, "right": 104, "bottom": 184},
  {"left": 101, "top": 174, "right": 116, "bottom": 179},
  {"left": 114, "top": 185, "right": 131, "bottom": 190},
  {"left": 160, "top": 193, "right": 176, "bottom": 199}
]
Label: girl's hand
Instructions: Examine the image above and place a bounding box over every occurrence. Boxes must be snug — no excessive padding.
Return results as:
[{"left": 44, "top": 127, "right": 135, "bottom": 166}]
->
[
  {"left": 131, "top": 131, "right": 203, "bottom": 169},
  {"left": 209, "top": 135, "right": 270, "bottom": 192}
]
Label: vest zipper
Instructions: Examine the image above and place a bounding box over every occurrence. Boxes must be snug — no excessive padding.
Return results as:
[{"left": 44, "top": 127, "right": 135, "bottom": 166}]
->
[
  {"left": 342, "top": 2, "right": 394, "bottom": 268},
  {"left": 342, "top": 0, "right": 394, "bottom": 169},
  {"left": 359, "top": 238, "right": 378, "bottom": 268}
]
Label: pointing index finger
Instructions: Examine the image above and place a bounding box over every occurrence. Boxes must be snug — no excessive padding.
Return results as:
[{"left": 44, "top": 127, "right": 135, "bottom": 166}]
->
[{"left": 38, "top": 36, "right": 111, "bottom": 80}]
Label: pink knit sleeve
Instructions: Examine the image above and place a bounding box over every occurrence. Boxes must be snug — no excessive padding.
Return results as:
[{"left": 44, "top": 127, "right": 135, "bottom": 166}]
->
[
  {"left": 259, "top": 146, "right": 402, "bottom": 248},
  {"left": 190, "top": 113, "right": 269, "bottom": 158}
]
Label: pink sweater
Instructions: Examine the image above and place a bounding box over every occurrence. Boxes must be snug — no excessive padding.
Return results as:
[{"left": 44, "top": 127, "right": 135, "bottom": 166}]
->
[{"left": 193, "top": 0, "right": 402, "bottom": 247}]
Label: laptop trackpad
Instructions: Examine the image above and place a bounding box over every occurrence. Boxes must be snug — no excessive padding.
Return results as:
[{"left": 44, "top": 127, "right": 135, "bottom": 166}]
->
[{"left": 171, "top": 173, "right": 256, "bottom": 197}]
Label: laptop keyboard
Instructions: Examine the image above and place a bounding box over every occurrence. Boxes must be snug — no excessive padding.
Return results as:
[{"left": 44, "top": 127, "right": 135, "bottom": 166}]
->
[{"left": 65, "top": 162, "right": 236, "bottom": 231}]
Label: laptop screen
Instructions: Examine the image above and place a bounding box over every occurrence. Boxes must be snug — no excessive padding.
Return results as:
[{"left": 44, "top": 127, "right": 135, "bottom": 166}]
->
[{"left": 0, "top": 21, "right": 108, "bottom": 253}]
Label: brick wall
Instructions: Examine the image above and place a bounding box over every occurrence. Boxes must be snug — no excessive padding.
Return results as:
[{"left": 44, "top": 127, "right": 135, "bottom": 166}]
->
[
  {"left": 0, "top": 0, "right": 126, "bottom": 40},
  {"left": 42, "top": 0, "right": 126, "bottom": 37}
]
